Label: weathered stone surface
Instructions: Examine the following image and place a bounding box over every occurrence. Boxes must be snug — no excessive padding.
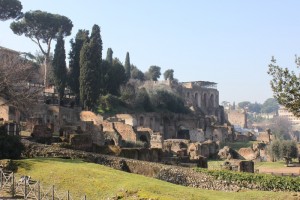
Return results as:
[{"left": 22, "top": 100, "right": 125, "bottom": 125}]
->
[{"left": 218, "top": 146, "right": 232, "bottom": 160}]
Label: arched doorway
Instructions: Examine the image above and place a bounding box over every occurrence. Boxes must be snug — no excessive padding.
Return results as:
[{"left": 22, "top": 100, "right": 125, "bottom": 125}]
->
[
  {"left": 177, "top": 125, "right": 190, "bottom": 139},
  {"left": 209, "top": 94, "right": 214, "bottom": 107},
  {"left": 202, "top": 93, "right": 207, "bottom": 107},
  {"left": 139, "top": 135, "right": 149, "bottom": 143},
  {"left": 195, "top": 93, "right": 200, "bottom": 107},
  {"left": 139, "top": 116, "right": 144, "bottom": 126}
]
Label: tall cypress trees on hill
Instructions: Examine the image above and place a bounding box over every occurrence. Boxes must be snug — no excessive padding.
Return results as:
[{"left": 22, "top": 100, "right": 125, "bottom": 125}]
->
[
  {"left": 124, "top": 52, "right": 131, "bottom": 81},
  {"left": 68, "top": 29, "right": 89, "bottom": 104},
  {"left": 106, "top": 48, "right": 113, "bottom": 64},
  {"left": 79, "top": 24, "right": 102, "bottom": 110},
  {"left": 52, "top": 32, "right": 67, "bottom": 100}
]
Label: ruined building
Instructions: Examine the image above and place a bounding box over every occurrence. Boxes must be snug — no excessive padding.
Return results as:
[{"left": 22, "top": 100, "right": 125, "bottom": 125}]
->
[{"left": 0, "top": 46, "right": 233, "bottom": 160}]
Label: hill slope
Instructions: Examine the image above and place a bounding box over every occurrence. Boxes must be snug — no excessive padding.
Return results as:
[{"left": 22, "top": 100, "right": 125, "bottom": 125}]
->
[{"left": 14, "top": 158, "right": 294, "bottom": 200}]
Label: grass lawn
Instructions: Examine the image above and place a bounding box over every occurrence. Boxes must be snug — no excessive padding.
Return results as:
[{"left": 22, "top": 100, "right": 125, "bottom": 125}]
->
[{"left": 12, "top": 158, "right": 297, "bottom": 200}]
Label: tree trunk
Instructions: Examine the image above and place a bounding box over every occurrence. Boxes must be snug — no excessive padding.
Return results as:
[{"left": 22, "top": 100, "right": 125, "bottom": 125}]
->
[{"left": 44, "top": 56, "right": 50, "bottom": 87}]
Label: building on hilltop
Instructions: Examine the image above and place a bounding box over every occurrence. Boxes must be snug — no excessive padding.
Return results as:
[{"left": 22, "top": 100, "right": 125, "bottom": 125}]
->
[{"left": 181, "top": 81, "right": 222, "bottom": 119}]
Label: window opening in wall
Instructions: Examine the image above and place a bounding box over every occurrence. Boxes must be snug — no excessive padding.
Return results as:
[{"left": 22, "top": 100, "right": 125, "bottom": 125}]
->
[
  {"left": 150, "top": 117, "right": 153, "bottom": 129},
  {"left": 210, "top": 94, "right": 214, "bottom": 107},
  {"left": 203, "top": 93, "right": 207, "bottom": 107},
  {"left": 139, "top": 116, "right": 144, "bottom": 126},
  {"left": 177, "top": 125, "right": 190, "bottom": 140},
  {"left": 195, "top": 93, "right": 199, "bottom": 107}
]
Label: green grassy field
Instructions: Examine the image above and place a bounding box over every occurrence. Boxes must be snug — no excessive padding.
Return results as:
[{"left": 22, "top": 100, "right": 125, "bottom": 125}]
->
[{"left": 12, "top": 158, "right": 297, "bottom": 200}]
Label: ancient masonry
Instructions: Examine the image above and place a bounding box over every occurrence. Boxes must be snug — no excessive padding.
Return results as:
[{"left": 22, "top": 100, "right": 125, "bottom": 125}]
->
[{"left": 0, "top": 46, "right": 234, "bottom": 160}]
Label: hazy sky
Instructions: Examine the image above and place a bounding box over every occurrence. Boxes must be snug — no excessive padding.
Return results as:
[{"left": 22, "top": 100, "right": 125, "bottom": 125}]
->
[{"left": 1, "top": 0, "right": 300, "bottom": 104}]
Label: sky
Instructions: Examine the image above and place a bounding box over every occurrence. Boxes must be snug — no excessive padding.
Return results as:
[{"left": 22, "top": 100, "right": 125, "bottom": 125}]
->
[{"left": 1, "top": 0, "right": 300, "bottom": 104}]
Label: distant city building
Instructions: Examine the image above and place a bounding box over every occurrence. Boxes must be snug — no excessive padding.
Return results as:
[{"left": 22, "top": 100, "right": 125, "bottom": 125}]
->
[{"left": 278, "top": 106, "right": 300, "bottom": 130}]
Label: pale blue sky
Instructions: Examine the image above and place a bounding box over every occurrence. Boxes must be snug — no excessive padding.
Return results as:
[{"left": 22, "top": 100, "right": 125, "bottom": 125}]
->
[{"left": 1, "top": 0, "right": 300, "bottom": 104}]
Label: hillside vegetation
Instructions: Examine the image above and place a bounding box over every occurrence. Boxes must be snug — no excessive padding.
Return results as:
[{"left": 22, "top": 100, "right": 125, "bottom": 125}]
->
[{"left": 14, "top": 158, "right": 295, "bottom": 200}]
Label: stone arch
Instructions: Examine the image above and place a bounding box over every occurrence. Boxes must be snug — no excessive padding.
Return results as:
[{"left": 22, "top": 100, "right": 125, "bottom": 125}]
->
[
  {"left": 202, "top": 93, "right": 207, "bottom": 107},
  {"left": 177, "top": 125, "right": 190, "bottom": 139},
  {"left": 209, "top": 94, "right": 214, "bottom": 107},
  {"left": 150, "top": 117, "right": 154, "bottom": 129},
  {"left": 139, "top": 135, "right": 149, "bottom": 143},
  {"left": 215, "top": 94, "right": 219, "bottom": 106},
  {"left": 139, "top": 116, "right": 144, "bottom": 126}
]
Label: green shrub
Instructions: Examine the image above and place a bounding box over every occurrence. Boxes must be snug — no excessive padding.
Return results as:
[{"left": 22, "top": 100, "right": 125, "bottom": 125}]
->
[
  {"left": 196, "top": 168, "right": 300, "bottom": 191},
  {"left": 122, "top": 140, "right": 146, "bottom": 148},
  {"left": 97, "top": 94, "right": 126, "bottom": 114},
  {"left": 150, "top": 90, "right": 189, "bottom": 113},
  {"left": 0, "top": 134, "right": 24, "bottom": 159}
]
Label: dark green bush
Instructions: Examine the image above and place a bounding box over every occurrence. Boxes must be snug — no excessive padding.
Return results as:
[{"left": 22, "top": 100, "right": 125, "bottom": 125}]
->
[
  {"left": 0, "top": 134, "right": 24, "bottom": 159},
  {"left": 196, "top": 168, "right": 300, "bottom": 191}
]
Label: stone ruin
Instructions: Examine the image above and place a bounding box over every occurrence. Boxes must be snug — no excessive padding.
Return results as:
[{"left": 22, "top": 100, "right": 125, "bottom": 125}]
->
[
  {"left": 1, "top": 78, "right": 239, "bottom": 167},
  {"left": 220, "top": 160, "right": 254, "bottom": 173}
]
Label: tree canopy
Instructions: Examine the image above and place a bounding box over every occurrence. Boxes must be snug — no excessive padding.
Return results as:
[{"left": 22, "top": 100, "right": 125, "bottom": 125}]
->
[
  {"left": 10, "top": 10, "right": 73, "bottom": 86},
  {"left": 106, "top": 48, "right": 113, "bottom": 64},
  {"left": 163, "top": 69, "right": 174, "bottom": 81},
  {"left": 131, "top": 65, "right": 144, "bottom": 80},
  {"left": 268, "top": 57, "right": 300, "bottom": 117},
  {"left": 270, "top": 117, "right": 292, "bottom": 140},
  {"left": 238, "top": 101, "right": 251, "bottom": 110},
  {"left": 268, "top": 140, "right": 298, "bottom": 164},
  {"left": 68, "top": 29, "right": 89, "bottom": 102},
  {"left": 146, "top": 65, "right": 161, "bottom": 81},
  {"left": 79, "top": 24, "right": 102, "bottom": 110},
  {"left": 0, "top": 0, "right": 22, "bottom": 21},
  {"left": 124, "top": 52, "right": 131, "bottom": 81},
  {"left": 261, "top": 98, "right": 279, "bottom": 113},
  {"left": 52, "top": 33, "right": 67, "bottom": 100}
]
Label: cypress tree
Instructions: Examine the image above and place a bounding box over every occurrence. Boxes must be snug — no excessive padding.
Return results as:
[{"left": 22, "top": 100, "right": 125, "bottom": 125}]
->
[
  {"left": 90, "top": 24, "right": 103, "bottom": 97},
  {"left": 106, "top": 48, "right": 113, "bottom": 64},
  {"left": 124, "top": 52, "right": 131, "bottom": 81},
  {"left": 52, "top": 32, "right": 67, "bottom": 100},
  {"left": 68, "top": 29, "right": 89, "bottom": 103},
  {"left": 79, "top": 24, "right": 102, "bottom": 110}
]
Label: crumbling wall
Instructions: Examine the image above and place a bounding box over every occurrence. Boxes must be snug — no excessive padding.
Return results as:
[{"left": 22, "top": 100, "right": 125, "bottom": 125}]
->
[
  {"left": 238, "top": 148, "right": 257, "bottom": 160},
  {"left": 226, "top": 110, "right": 247, "bottom": 128},
  {"left": 102, "top": 121, "right": 114, "bottom": 132},
  {"left": 114, "top": 122, "right": 136, "bottom": 141},
  {"left": 256, "top": 130, "right": 274, "bottom": 143},
  {"left": 69, "top": 134, "right": 93, "bottom": 151},
  {"left": 189, "top": 129, "right": 205, "bottom": 142}
]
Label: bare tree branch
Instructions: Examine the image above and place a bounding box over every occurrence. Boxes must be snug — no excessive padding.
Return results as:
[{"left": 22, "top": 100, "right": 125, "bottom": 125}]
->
[{"left": 0, "top": 47, "right": 43, "bottom": 112}]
